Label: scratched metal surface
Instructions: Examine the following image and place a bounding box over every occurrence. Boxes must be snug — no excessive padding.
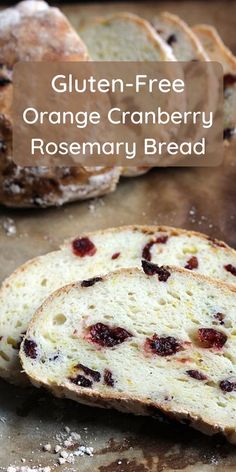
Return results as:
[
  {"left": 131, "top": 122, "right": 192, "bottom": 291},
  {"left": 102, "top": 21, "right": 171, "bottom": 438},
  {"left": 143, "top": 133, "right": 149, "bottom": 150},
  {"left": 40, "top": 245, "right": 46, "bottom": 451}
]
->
[{"left": 0, "top": 1, "right": 236, "bottom": 471}]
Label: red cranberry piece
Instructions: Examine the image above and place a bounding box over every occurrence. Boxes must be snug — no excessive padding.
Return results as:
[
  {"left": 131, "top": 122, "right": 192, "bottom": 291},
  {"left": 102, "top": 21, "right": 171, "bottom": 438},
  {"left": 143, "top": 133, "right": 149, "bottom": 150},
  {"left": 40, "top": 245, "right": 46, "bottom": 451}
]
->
[
  {"left": 142, "top": 260, "right": 171, "bottom": 281},
  {"left": 142, "top": 236, "right": 168, "bottom": 261},
  {"left": 76, "top": 363, "right": 101, "bottom": 382},
  {"left": 146, "top": 334, "right": 182, "bottom": 356},
  {"left": 104, "top": 369, "right": 115, "bottom": 387},
  {"left": 81, "top": 277, "right": 102, "bottom": 288},
  {"left": 72, "top": 237, "right": 96, "bottom": 257},
  {"left": 198, "top": 328, "right": 227, "bottom": 349},
  {"left": 185, "top": 256, "right": 198, "bottom": 270},
  {"left": 186, "top": 370, "right": 207, "bottom": 381},
  {"left": 69, "top": 375, "right": 92, "bottom": 388},
  {"left": 142, "top": 242, "right": 153, "bottom": 261},
  {"left": 223, "top": 74, "right": 236, "bottom": 90},
  {"left": 111, "top": 252, "right": 120, "bottom": 260},
  {"left": 167, "top": 34, "right": 177, "bottom": 46},
  {"left": 220, "top": 380, "right": 236, "bottom": 393},
  {"left": 214, "top": 313, "right": 225, "bottom": 325},
  {"left": 23, "top": 339, "right": 38, "bottom": 359},
  {"left": 88, "top": 323, "right": 132, "bottom": 348},
  {"left": 224, "top": 264, "right": 236, "bottom": 276}
]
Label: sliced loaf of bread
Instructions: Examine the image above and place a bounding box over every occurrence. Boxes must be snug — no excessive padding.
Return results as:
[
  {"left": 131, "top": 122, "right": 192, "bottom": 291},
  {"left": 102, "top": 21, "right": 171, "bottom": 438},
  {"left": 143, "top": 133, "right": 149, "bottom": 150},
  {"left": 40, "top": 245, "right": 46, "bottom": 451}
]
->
[
  {"left": 193, "top": 24, "right": 236, "bottom": 141},
  {"left": 20, "top": 265, "right": 236, "bottom": 443},
  {"left": 1, "top": 225, "right": 236, "bottom": 385}
]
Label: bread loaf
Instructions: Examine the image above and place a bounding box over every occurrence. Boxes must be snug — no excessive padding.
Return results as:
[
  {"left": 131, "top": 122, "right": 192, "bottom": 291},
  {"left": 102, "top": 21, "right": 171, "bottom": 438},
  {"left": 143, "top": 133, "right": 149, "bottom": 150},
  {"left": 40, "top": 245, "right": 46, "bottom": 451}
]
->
[
  {"left": 0, "top": 0, "right": 120, "bottom": 207},
  {"left": 20, "top": 265, "right": 236, "bottom": 444},
  {"left": 1, "top": 225, "right": 236, "bottom": 384}
]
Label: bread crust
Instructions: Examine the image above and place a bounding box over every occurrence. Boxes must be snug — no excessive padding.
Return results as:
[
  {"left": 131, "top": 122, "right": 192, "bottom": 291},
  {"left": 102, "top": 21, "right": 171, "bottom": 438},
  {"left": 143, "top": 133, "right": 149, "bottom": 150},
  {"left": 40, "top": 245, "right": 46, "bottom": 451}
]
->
[
  {"left": 193, "top": 24, "right": 236, "bottom": 72},
  {"left": 0, "top": 1, "right": 121, "bottom": 207},
  {"left": 153, "top": 12, "right": 209, "bottom": 61},
  {"left": 20, "top": 266, "right": 236, "bottom": 444}
]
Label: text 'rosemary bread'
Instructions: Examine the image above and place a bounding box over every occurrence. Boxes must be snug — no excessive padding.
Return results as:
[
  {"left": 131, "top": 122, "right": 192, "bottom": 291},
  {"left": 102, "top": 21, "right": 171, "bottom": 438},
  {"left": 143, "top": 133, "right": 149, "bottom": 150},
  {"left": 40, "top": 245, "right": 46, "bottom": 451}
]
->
[
  {"left": 1, "top": 226, "right": 236, "bottom": 385},
  {"left": 20, "top": 264, "right": 236, "bottom": 444}
]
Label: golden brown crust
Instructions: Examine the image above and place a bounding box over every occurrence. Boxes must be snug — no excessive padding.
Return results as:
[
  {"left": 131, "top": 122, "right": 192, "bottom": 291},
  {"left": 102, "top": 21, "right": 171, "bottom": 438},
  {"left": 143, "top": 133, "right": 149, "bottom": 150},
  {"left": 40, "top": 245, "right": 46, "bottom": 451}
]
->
[
  {"left": 0, "top": 1, "right": 120, "bottom": 207},
  {"left": 193, "top": 24, "right": 236, "bottom": 72}
]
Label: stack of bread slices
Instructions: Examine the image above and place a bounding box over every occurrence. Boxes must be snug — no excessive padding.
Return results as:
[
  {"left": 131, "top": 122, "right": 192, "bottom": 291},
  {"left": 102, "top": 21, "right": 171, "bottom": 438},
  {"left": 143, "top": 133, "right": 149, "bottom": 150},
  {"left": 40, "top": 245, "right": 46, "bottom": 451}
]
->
[
  {"left": 0, "top": 1, "right": 235, "bottom": 207},
  {"left": 0, "top": 224, "right": 236, "bottom": 444}
]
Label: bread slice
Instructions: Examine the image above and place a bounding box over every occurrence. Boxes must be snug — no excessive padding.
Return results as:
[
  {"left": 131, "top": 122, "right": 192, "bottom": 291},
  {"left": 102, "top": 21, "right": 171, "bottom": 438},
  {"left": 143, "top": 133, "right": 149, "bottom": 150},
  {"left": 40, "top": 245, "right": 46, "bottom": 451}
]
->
[
  {"left": 79, "top": 13, "right": 176, "bottom": 62},
  {"left": 193, "top": 24, "right": 236, "bottom": 141},
  {"left": 0, "top": 0, "right": 120, "bottom": 207},
  {"left": 152, "top": 12, "right": 209, "bottom": 61},
  {"left": 78, "top": 13, "right": 176, "bottom": 177},
  {"left": 20, "top": 265, "right": 236, "bottom": 444},
  {"left": 1, "top": 225, "right": 236, "bottom": 385}
]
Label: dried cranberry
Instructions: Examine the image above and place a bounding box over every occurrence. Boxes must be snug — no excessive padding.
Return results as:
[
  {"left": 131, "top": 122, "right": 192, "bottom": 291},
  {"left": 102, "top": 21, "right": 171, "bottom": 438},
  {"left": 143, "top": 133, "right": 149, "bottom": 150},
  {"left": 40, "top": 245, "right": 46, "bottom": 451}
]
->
[
  {"left": 220, "top": 380, "right": 236, "bottom": 393},
  {"left": 81, "top": 277, "right": 102, "bottom": 288},
  {"left": 104, "top": 369, "right": 115, "bottom": 387},
  {"left": 142, "top": 260, "right": 171, "bottom": 281},
  {"left": 69, "top": 375, "right": 92, "bottom": 388},
  {"left": 23, "top": 339, "right": 38, "bottom": 359},
  {"left": 224, "top": 264, "right": 236, "bottom": 276},
  {"left": 224, "top": 128, "right": 236, "bottom": 140},
  {"left": 111, "top": 252, "right": 120, "bottom": 260},
  {"left": 146, "top": 334, "right": 182, "bottom": 356},
  {"left": 214, "top": 313, "right": 225, "bottom": 325},
  {"left": 167, "top": 34, "right": 177, "bottom": 46},
  {"left": 76, "top": 363, "right": 101, "bottom": 382},
  {"left": 186, "top": 370, "right": 207, "bottom": 381},
  {"left": 223, "top": 74, "right": 236, "bottom": 89},
  {"left": 88, "top": 323, "right": 132, "bottom": 348},
  {"left": 142, "top": 242, "right": 153, "bottom": 261},
  {"left": 142, "top": 236, "right": 168, "bottom": 261},
  {"left": 72, "top": 237, "right": 96, "bottom": 257},
  {"left": 198, "top": 328, "right": 227, "bottom": 349},
  {"left": 185, "top": 256, "right": 198, "bottom": 270}
]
